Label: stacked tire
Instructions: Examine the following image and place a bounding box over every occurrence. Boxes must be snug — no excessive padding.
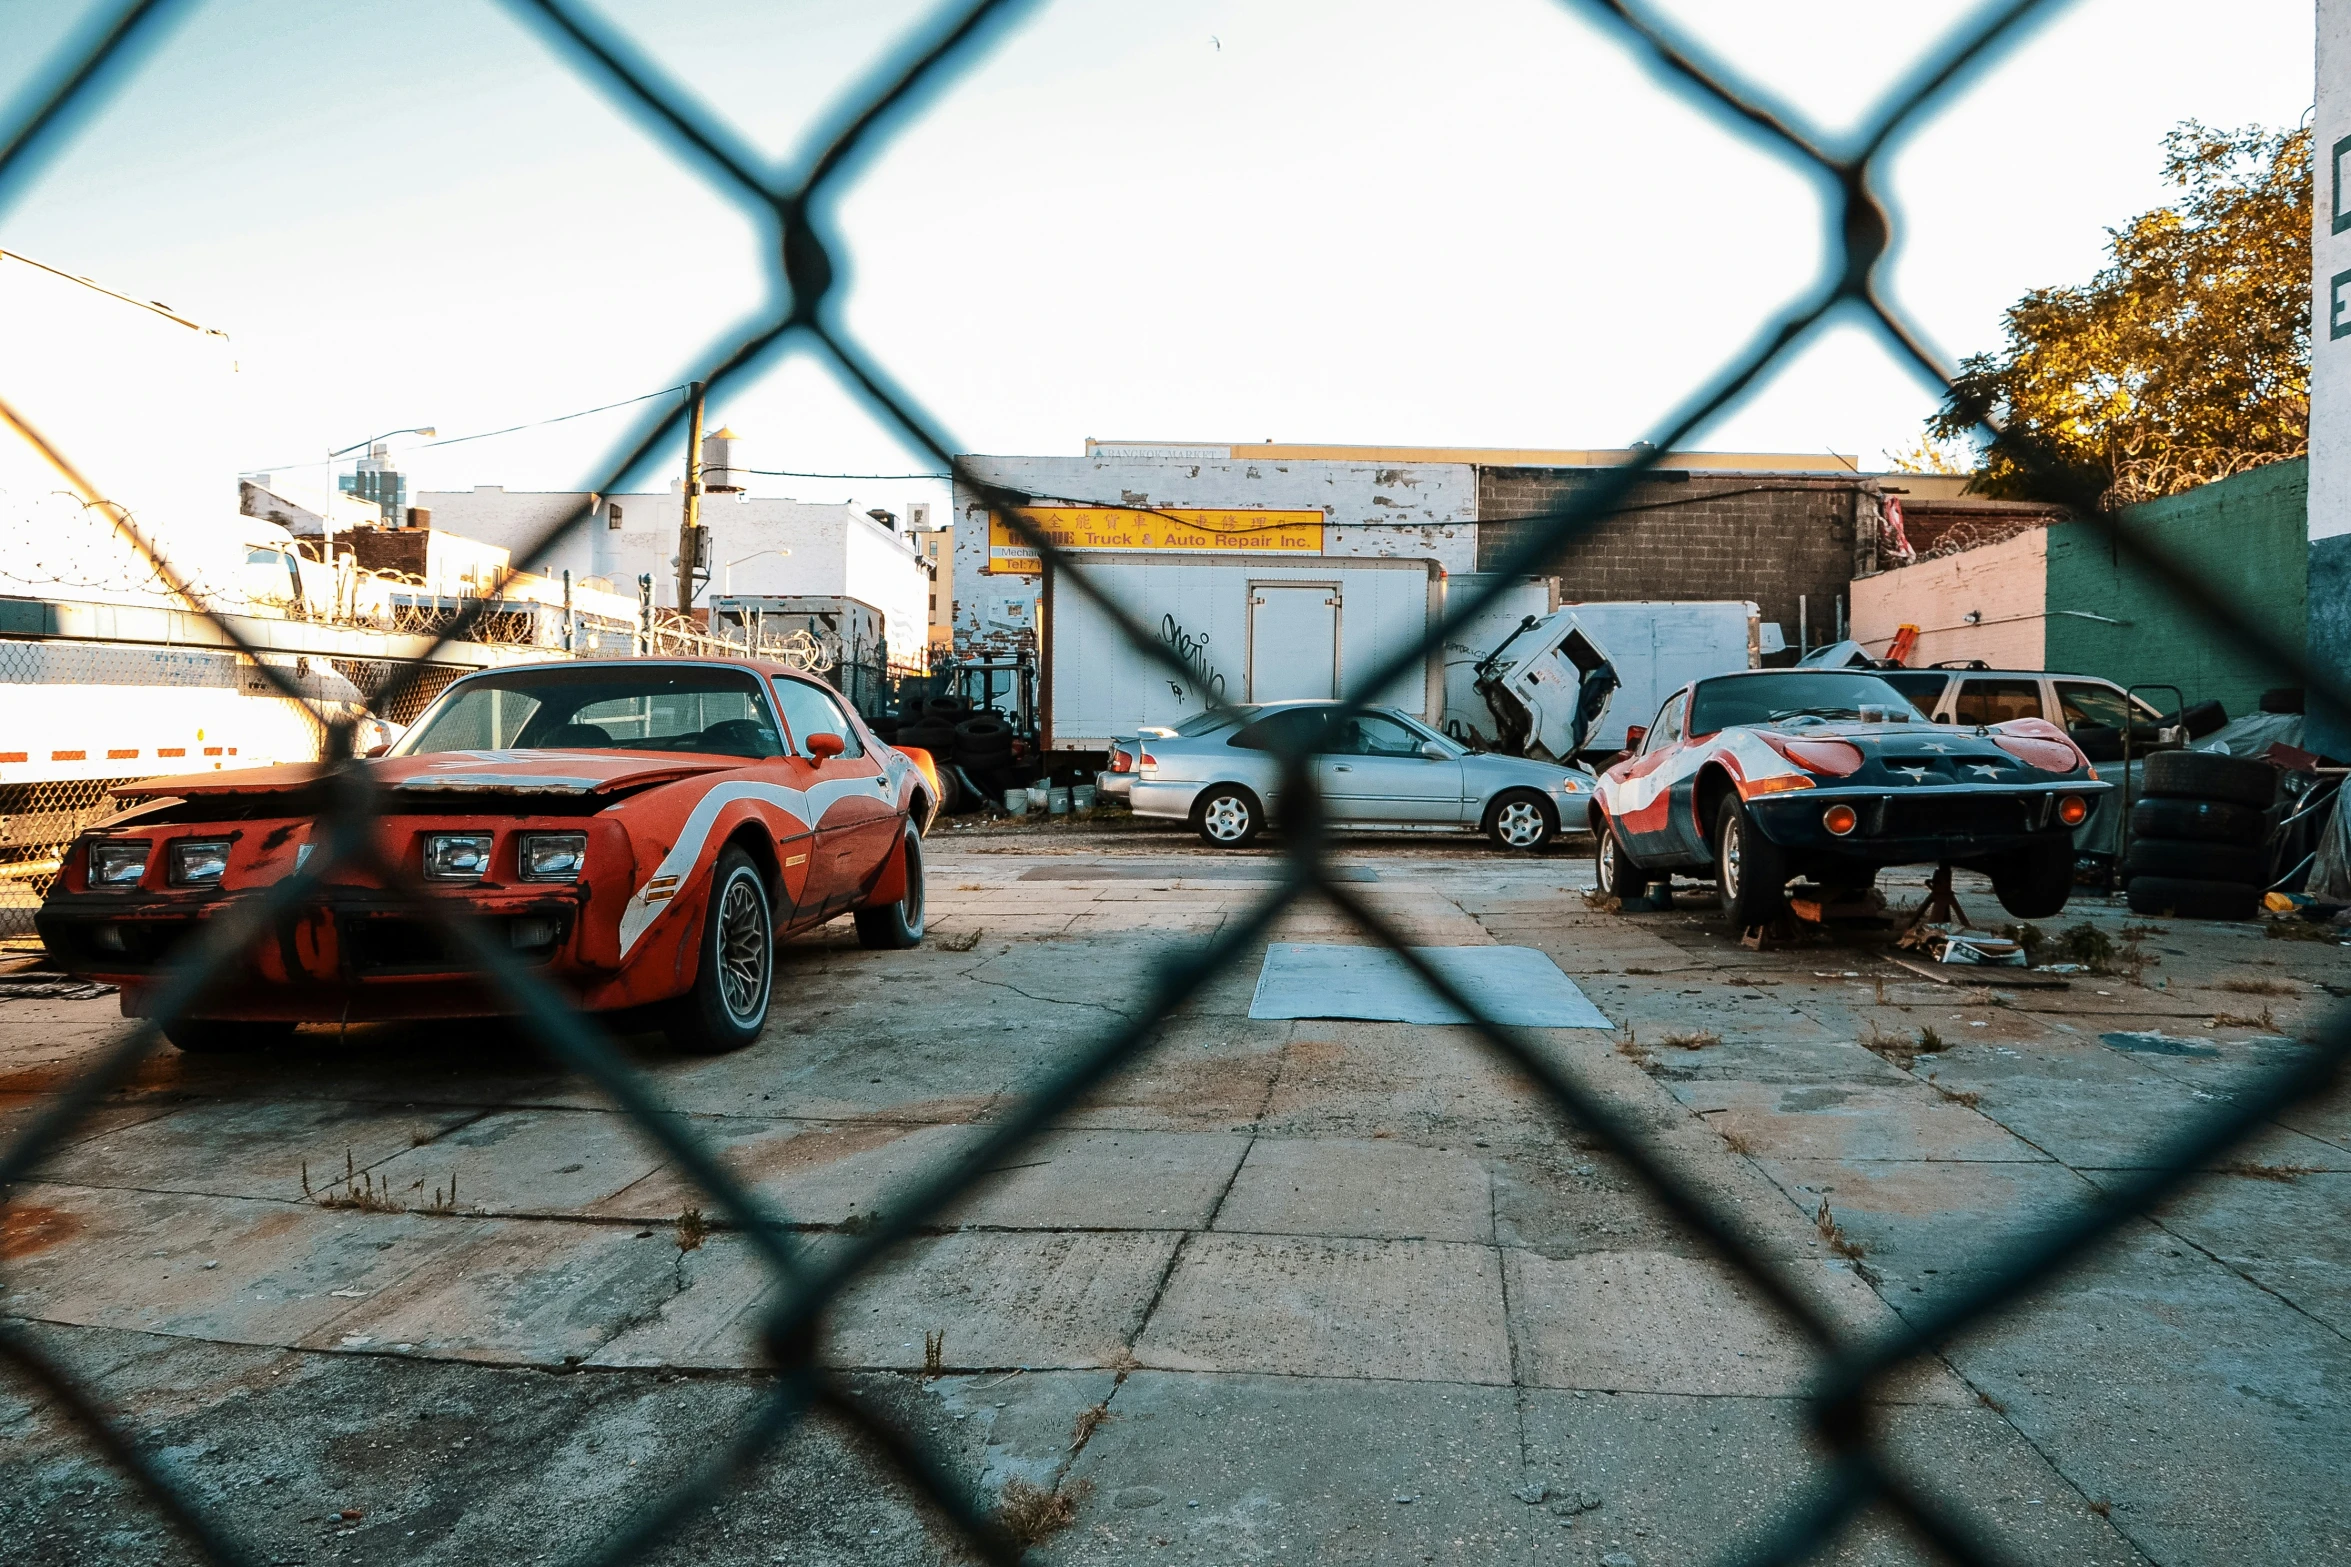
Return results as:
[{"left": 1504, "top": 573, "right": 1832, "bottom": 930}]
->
[{"left": 2125, "top": 750, "right": 2276, "bottom": 921}]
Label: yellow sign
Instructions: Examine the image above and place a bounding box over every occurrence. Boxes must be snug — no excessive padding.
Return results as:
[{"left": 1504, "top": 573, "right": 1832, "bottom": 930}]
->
[{"left": 986, "top": 507, "right": 1324, "bottom": 574}]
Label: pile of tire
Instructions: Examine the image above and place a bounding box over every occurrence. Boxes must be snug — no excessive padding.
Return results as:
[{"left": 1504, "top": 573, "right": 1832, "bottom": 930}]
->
[
  {"left": 892, "top": 694, "right": 963, "bottom": 760},
  {"left": 2125, "top": 749, "right": 2278, "bottom": 921}
]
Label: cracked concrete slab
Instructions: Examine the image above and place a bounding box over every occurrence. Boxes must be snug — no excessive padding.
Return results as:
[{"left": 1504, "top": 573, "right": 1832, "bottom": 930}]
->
[
  {"left": 1211, "top": 1135, "right": 1493, "bottom": 1243},
  {"left": 1137, "top": 1233, "right": 1510, "bottom": 1384}
]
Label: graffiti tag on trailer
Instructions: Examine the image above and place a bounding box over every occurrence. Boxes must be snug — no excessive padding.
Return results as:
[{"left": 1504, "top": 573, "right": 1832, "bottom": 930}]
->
[{"left": 1159, "top": 613, "right": 1227, "bottom": 704}]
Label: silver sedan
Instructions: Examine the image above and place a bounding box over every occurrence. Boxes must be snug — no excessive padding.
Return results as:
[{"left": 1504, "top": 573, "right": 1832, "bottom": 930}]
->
[{"left": 1127, "top": 701, "right": 1597, "bottom": 849}]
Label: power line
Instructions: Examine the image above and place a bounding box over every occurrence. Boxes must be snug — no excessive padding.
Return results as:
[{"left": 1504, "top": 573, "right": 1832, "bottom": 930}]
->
[
  {"left": 420, "top": 385, "right": 688, "bottom": 448},
  {"left": 742, "top": 468, "right": 949, "bottom": 480},
  {"left": 241, "top": 384, "right": 690, "bottom": 474}
]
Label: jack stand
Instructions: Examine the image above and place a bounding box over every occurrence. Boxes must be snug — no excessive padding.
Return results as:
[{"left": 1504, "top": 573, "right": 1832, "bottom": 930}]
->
[
  {"left": 1740, "top": 915, "right": 1799, "bottom": 951},
  {"left": 1897, "top": 863, "right": 1969, "bottom": 936}
]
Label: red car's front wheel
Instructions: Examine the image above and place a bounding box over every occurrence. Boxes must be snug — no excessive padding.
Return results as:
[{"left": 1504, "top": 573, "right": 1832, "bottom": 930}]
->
[{"left": 665, "top": 846, "right": 775, "bottom": 1055}]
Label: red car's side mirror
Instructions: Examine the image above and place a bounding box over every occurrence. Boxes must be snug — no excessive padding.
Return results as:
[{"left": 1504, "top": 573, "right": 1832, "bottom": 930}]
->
[
  {"left": 805, "top": 732, "right": 847, "bottom": 760},
  {"left": 1623, "top": 725, "right": 1647, "bottom": 752}
]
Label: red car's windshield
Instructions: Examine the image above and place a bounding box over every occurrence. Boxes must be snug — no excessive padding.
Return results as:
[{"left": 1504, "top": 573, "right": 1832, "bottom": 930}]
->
[{"left": 396, "top": 667, "right": 787, "bottom": 759}]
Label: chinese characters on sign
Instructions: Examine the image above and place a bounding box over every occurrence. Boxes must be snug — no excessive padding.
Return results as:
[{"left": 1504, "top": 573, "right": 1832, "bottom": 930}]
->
[{"left": 986, "top": 507, "right": 1325, "bottom": 574}]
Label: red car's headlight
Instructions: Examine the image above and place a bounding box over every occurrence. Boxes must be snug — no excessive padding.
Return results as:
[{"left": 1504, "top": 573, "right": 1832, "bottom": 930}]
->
[
  {"left": 423, "top": 832, "right": 494, "bottom": 881},
  {"left": 519, "top": 832, "right": 588, "bottom": 882}
]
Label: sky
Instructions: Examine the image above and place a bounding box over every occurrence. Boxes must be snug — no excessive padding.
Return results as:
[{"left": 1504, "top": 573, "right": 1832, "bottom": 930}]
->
[{"left": 0, "top": 0, "right": 2319, "bottom": 532}]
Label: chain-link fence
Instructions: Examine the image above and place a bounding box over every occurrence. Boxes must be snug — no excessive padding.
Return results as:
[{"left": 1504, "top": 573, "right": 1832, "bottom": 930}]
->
[{"left": 1, "top": 2, "right": 2344, "bottom": 1565}]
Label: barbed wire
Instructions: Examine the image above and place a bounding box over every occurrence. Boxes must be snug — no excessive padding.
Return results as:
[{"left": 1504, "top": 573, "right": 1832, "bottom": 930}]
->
[{"left": 0, "top": 3, "right": 2342, "bottom": 1567}]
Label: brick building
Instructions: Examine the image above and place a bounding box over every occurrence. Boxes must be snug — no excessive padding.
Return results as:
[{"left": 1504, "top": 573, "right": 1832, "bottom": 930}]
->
[{"left": 1476, "top": 465, "right": 1872, "bottom": 650}]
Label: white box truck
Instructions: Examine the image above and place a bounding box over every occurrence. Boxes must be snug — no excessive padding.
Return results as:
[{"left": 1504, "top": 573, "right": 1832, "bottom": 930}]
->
[{"left": 1041, "top": 552, "right": 1445, "bottom": 751}]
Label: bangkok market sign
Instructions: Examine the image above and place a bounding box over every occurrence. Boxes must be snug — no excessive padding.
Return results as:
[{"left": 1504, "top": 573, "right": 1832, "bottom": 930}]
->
[{"left": 985, "top": 506, "right": 1324, "bottom": 574}]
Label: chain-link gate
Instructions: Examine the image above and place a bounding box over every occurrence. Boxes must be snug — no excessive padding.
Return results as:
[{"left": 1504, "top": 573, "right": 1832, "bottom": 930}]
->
[{"left": 1, "top": 2, "right": 2344, "bottom": 1565}]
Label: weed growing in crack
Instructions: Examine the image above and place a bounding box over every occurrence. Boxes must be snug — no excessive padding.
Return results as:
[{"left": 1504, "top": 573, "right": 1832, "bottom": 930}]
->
[
  {"left": 2213, "top": 1007, "right": 2276, "bottom": 1030},
  {"left": 2228, "top": 1162, "right": 2316, "bottom": 1183},
  {"left": 675, "top": 1207, "right": 707, "bottom": 1254},
  {"left": 1659, "top": 1029, "right": 1722, "bottom": 1050},
  {"left": 997, "top": 1478, "right": 1088, "bottom": 1546},
  {"left": 1977, "top": 1388, "right": 2009, "bottom": 1415},
  {"left": 2089, "top": 1498, "right": 2113, "bottom": 1518},
  {"left": 1932, "top": 1084, "right": 1983, "bottom": 1110},
  {"left": 2003, "top": 923, "right": 2047, "bottom": 966},
  {"left": 1613, "top": 1029, "right": 1653, "bottom": 1070},
  {"left": 304, "top": 1151, "right": 402, "bottom": 1213},
  {"left": 1916, "top": 1026, "right": 1947, "bottom": 1054},
  {"left": 1720, "top": 1128, "right": 1756, "bottom": 1156},
  {"left": 923, "top": 1329, "right": 945, "bottom": 1378},
  {"left": 1860, "top": 1023, "right": 1917, "bottom": 1070},
  {"left": 1815, "top": 1198, "right": 1868, "bottom": 1261},
  {"left": 2217, "top": 976, "right": 2297, "bottom": 996},
  {"left": 2054, "top": 922, "right": 2117, "bottom": 972},
  {"left": 1069, "top": 1401, "right": 1109, "bottom": 1450}
]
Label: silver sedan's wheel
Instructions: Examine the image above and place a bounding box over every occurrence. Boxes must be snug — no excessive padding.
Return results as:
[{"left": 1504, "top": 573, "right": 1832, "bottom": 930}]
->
[
  {"left": 1485, "top": 790, "right": 1557, "bottom": 851},
  {"left": 1195, "top": 785, "right": 1262, "bottom": 847}
]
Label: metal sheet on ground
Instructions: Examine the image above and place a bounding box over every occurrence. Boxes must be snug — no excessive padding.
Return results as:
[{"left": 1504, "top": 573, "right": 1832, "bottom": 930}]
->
[{"left": 1247, "top": 943, "right": 1613, "bottom": 1028}]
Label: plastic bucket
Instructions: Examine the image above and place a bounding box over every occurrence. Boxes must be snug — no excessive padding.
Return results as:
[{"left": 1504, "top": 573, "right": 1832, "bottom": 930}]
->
[
  {"left": 1048, "top": 788, "right": 1071, "bottom": 815},
  {"left": 1072, "top": 783, "right": 1097, "bottom": 811},
  {"left": 1003, "top": 790, "right": 1030, "bottom": 815},
  {"left": 1026, "top": 783, "right": 1049, "bottom": 811}
]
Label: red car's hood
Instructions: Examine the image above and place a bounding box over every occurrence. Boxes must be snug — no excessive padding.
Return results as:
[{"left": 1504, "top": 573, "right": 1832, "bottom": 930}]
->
[{"left": 114, "top": 750, "right": 738, "bottom": 799}]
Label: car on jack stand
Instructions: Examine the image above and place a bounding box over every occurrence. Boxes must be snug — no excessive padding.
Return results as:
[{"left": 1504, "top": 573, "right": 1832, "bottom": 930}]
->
[{"left": 1589, "top": 668, "right": 2107, "bottom": 924}]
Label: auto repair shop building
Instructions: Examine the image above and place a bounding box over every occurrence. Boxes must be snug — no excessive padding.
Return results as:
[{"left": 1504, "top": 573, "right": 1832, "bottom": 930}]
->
[{"left": 953, "top": 441, "right": 1881, "bottom": 753}]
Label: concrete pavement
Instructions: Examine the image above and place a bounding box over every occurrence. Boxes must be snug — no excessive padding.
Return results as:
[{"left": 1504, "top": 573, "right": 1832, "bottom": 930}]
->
[{"left": 3, "top": 826, "right": 2345, "bottom": 1564}]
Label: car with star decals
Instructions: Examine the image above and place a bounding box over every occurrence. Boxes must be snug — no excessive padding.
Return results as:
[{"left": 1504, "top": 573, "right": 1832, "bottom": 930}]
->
[
  {"left": 35, "top": 659, "right": 939, "bottom": 1055},
  {"left": 1588, "top": 667, "right": 2108, "bottom": 924}
]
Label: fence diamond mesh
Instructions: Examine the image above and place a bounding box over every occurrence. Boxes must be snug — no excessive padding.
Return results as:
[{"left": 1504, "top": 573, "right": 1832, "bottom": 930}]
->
[{"left": 1, "top": 1, "right": 2343, "bottom": 1564}]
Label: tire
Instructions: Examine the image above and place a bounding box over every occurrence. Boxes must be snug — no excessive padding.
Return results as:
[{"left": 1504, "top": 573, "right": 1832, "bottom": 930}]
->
[
  {"left": 1193, "top": 785, "right": 1263, "bottom": 848},
  {"left": 2142, "top": 749, "right": 2275, "bottom": 810},
  {"left": 1593, "top": 819, "right": 1642, "bottom": 900},
  {"left": 2129, "top": 796, "right": 2268, "bottom": 847},
  {"left": 896, "top": 723, "right": 956, "bottom": 755},
  {"left": 664, "top": 847, "right": 774, "bottom": 1055},
  {"left": 1485, "top": 789, "right": 1557, "bottom": 851},
  {"left": 854, "top": 823, "right": 927, "bottom": 950},
  {"left": 1989, "top": 841, "right": 2076, "bottom": 919},
  {"left": 922, "top": 696, "right": 968, "bottom": 721},
  {"left": 1714, "top": 796, "right": 1788, "bottom": 926},
  {"left": 2126, "top": 874, "right": 2261, "bottom": 922},
  {"left": 2124, "top": 835, "right": 2270, "bottom": 885},
  {"left": 159, "top": 1018, "right": 297, "bottom": 1055}
]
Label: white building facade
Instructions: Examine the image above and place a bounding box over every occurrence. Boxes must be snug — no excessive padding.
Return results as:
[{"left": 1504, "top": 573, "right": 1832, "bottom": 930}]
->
[{"left": 412, "top": 486, "right": 934, "bottom": 664}]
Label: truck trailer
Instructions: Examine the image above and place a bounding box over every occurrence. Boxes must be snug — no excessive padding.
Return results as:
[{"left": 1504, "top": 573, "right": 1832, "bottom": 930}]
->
[{"left": 1040, "top": 553, "right": 1446, "bottom": 752}]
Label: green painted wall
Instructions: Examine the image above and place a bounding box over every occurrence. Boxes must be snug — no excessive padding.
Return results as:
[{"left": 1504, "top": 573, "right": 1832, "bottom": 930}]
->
[{"left": 2044, "top": 458, "right": 2307, "bottom": 718}]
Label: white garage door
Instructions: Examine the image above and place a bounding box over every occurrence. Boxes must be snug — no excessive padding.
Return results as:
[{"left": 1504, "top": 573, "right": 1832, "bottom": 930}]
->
[{"left": 1248, "top": 584, "right": 1339, "bottom": 702}]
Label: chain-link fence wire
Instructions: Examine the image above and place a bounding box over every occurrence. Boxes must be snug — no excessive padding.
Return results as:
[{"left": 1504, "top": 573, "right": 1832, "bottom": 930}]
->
[{"left": 1, "top": 0, "right": 2345, "bottom": 1564}]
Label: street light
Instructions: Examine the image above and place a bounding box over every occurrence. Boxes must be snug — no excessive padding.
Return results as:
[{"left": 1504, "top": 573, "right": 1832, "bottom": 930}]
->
[
  {"left": 722, "top": 548, "right": 791, "bottom": 596},
  {"left": 329, "top": 425, "right": 436, "bottom": 459}
]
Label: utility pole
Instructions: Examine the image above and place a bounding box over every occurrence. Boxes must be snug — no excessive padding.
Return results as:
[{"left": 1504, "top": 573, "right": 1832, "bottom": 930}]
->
[{"left": 676, "top": 381, "right": 708, "bottom": 618}]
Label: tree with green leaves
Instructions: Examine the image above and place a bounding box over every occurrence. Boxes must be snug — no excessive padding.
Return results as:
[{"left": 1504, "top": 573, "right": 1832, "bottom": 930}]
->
[{"left": 1924, "top": 121, "right": 2310, "bottom": 511}]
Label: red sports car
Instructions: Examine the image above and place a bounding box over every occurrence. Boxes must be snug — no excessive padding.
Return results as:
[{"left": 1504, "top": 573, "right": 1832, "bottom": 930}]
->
[{"left": 36, "top": 659, "right": 939, "bottom": 1054}]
